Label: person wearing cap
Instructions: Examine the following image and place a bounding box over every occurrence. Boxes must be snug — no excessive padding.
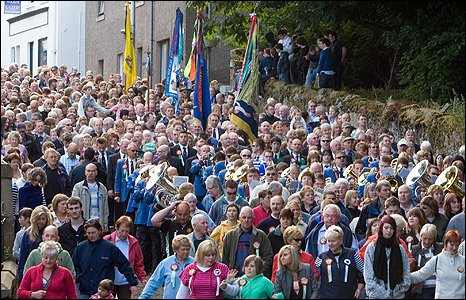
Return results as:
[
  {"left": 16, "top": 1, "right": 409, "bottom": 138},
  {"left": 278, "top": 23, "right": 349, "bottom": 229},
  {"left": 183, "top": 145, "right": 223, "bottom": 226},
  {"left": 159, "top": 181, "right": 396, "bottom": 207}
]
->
[
  {"left": 397, "top": 138, "right": 409, "bottom": 155},
  {"left": 342, "top": 121, "right": 355, "bottom": 137},
  {"left": 77, "top": 83, "right": 111, "bottom": 118},
  {"left": 343, "top": 136, "right": 356, "bottom": 164}
]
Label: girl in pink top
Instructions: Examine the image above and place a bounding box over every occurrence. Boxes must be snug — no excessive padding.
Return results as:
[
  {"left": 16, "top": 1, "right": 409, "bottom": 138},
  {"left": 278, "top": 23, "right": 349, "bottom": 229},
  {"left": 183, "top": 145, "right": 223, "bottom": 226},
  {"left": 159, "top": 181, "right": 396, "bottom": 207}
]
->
[{"left": 176, "top": 240, "right": 237, "bottom": 299}]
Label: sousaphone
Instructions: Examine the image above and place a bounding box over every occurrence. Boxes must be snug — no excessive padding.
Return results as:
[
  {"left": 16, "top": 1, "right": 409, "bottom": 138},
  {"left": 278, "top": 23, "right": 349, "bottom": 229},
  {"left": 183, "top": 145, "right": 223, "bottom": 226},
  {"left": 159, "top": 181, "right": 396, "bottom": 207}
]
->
[
  {"left": 146, "top": 162, "right": 168, "bottom": 190},
  {"left": 435, "top": 165, "right": 464, "bottom": 198}
]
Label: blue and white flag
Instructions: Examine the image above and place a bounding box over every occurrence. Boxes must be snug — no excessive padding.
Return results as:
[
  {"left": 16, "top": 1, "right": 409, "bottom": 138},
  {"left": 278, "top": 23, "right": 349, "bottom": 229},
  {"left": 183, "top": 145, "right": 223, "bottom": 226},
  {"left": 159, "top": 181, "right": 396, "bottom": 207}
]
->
[{"left": 165, "top": 8, "right": 184, "bottom": 116}]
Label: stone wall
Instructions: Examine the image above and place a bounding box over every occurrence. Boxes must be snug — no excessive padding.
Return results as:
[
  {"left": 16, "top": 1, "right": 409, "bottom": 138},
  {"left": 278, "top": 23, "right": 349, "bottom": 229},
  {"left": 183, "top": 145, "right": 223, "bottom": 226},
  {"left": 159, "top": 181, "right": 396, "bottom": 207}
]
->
[{"left": 263, "top": 80, "right": 465, "bottom": 155}]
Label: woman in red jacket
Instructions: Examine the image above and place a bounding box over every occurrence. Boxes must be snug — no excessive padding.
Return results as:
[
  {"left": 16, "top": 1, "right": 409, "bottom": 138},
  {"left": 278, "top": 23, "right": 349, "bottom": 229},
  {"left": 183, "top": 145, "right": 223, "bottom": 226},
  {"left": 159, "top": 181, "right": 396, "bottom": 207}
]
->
[
  {"left": 103, "top": 216, "right": 147, "bottom": 299},
  {"left": 17, "top": 240, "right": 76, "bottom": 299}
]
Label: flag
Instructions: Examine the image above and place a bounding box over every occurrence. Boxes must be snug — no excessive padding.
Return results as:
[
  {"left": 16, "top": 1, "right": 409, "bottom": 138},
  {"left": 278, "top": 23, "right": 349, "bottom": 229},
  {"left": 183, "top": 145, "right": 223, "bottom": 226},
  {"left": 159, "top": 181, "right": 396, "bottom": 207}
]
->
[
  {"left": 123, "top": 3, "right": 137, "bottom": 93},
  {"left": 184, "top": 18, "right": 198, "bottom": 82},
  {"left": 231, "top": 14, "right": 259, "bottom": 144},
  {"left": 192, "top": 11, "right": 211, "bottom": 130},
  {"left": 165, "top": 8, "right": 184, "bottom": 116}
]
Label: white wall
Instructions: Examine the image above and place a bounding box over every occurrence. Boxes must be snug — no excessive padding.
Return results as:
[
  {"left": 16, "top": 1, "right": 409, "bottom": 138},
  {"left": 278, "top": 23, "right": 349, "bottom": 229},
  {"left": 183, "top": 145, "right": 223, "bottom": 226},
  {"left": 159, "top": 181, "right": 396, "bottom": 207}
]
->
[{"left": 1, "top": 1, "right": 85, "bottom": 75}]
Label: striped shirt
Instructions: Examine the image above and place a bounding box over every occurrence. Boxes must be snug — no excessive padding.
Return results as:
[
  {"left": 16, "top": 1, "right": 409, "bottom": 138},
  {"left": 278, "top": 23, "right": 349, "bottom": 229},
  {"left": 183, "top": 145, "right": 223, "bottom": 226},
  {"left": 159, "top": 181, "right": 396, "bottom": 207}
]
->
[{"left": 88, "top": 182, "right": 99, "bottom": 220}]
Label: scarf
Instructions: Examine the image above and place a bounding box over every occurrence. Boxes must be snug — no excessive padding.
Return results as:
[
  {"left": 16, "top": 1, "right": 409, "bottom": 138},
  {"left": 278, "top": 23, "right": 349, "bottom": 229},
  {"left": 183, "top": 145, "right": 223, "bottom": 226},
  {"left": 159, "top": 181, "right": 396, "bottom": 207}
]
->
[{"left": 373, "top": 215, "right": 403, "bottom": 290}]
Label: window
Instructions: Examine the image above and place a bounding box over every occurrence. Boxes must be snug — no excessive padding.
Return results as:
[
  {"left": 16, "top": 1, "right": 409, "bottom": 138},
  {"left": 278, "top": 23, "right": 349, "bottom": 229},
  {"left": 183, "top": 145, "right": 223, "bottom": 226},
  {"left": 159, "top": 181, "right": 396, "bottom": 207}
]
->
[
  {"left": 98, "top": 59, "right": 104, "bottom": 76},
  {"left": 28, "top": 41, "right": 34, "bottom": 73},
  {"left": 117, "top": 53, "right": 123, "bottom": 79},
  {"left": 137, "top": 47, "right": 143, "bottom": 77},
  {"left": 159, "top": 40, "right": 169, "bottom": 81},
  {"left": 38, "top": 38, "right": 47, "bottom": 67},
  {"left": 98, "top": 1, "right": 104, "bottom": 15}
]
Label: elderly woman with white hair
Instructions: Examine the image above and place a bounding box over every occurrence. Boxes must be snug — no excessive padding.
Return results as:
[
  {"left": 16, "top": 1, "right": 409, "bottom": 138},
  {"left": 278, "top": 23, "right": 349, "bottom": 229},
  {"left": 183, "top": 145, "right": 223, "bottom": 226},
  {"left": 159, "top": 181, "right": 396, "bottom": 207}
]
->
[
  {"left": 18, "top": 240, "right": 77, "bottom": 299},
  {"left": 315, "top": 225, "right": 365, "bottom": 298}
]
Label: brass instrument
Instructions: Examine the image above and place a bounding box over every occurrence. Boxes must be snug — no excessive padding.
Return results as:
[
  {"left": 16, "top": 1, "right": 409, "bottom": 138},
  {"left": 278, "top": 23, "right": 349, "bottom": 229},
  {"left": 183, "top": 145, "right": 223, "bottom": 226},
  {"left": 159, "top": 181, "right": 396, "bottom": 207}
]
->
[
  {"left": 232, "top": 164, "right": 249, "bottom": 183},
  {"left": 146, "top": 162, "right": 179, "bottom": 210},
  {"left": 435, "top": 166, "right": 464, "bottom": 198},
  {"left": 135, "top": 164, "right": 155, "bottom": 184},
  {"left": 225, "top": 164, "right": 236, "bottom": 181},
  {"left": 357, "top": 172, "right": 371, "bottom": 186},
  {"left": 343, "top": 164, "right": 359, "bottom": 182},
  {"left": 387, "top": 176, "right": 399, "bottom": 194},
  {"left": 406, "top": 160, "right": 432, "bottom": 189}
]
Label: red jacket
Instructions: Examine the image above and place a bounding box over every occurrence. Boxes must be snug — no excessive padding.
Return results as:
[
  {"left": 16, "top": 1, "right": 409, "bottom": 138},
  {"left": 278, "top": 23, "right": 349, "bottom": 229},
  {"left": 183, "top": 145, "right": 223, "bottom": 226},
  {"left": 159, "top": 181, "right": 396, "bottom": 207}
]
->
[
  {"left": 103, "top": 231, "right": 147, "bottom": 282},
  {"left": 17, "top": 263, "right": 77, "bottom": 299}
]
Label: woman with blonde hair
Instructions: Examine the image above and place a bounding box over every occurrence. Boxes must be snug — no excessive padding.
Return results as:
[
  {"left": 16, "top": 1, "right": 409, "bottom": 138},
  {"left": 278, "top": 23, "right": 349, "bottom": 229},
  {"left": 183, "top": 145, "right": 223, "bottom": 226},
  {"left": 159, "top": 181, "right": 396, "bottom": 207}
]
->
[
  {"left": 17, "top": 205, "right": 53, "bottom": 282},
  {"left": 270, "top": 225, "right": 318, "bottom": 283},
  {"left": 176, "top": 240, "right": 236, "bottom": 299},
  {"left": 285, "top": 199, "right": 308, "bottom": 233},
  {"left": 271, "top": 244, "right": 318, "bottom": 299}
]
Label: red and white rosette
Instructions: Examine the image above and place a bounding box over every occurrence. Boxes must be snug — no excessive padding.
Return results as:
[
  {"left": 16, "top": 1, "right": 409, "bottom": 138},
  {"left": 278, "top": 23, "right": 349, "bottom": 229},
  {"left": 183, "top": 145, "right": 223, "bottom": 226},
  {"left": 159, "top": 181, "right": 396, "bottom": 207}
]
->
[
  {"left": 214, "top": 268, "right": 221, "bottom": 296},
  {"left": 406, "top": 236, "right": 414, "bottom": 252},
  {"left": 319, "top": 237, "right": 327, "bottom": 253},
  {"left": 325, "top": 258, "right": 333, "bottom": 282},
  {"left": 458, "top": 266, "right": 464, "bottom": 282},
  {"left": 170, "top": 263, "right": 179, "bottom": 288},
  {"left": 238, "top": 278, "right": 247, "bottom": 299},
  {"left": 300, "top": 276, "right": 309, "bottom": 299},
  {"left": 188, "top": 268, "right": 196, "bottom": 294},
  {"left": 253, "top": 241, "right": 261, "bottom": 256}
]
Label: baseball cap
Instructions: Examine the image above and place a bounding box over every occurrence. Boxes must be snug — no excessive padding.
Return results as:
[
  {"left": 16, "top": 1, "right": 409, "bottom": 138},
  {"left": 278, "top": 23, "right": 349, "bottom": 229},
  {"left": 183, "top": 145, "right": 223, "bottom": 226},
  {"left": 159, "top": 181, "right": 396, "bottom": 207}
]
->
[
  {"left": 16, "top": 124, "right": 26, "bottom": 131},
  {"left": 344, "top": 136, "right": 355, "bottom": 142},
  {"left": 397, "top": 139, "right": 409, "bottom": 147},
  {"left": 342, "top": 122, "right": 354, "bottom": 129}
]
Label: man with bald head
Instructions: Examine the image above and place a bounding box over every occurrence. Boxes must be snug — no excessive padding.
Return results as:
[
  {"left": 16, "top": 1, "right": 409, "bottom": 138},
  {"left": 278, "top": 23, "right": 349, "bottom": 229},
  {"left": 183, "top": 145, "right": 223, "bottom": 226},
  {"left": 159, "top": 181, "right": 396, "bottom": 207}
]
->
[
  {"left": 222, "top": 206, "right": 273, "bottom": 277},
  {"left": 23, "top": 225, "right": 76, "bottom": 279},
  {"left": 154, "top": 144, "right": 184, "bottom": 176}
]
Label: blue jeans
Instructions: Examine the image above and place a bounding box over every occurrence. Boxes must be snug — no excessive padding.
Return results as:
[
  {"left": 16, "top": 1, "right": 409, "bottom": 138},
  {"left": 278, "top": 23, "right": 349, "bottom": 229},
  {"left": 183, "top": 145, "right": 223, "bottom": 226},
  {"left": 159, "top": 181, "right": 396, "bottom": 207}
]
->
[{"left": 305, "top": 68, "right": 317, "bottom": 87}]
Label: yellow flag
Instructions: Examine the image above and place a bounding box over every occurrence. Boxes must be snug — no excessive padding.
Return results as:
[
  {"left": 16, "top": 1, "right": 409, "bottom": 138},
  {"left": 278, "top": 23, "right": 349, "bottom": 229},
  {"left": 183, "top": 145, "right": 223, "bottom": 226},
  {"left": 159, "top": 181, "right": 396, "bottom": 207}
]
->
[{"left": 124, "top": 3, "right": 137, "bottom": 92}]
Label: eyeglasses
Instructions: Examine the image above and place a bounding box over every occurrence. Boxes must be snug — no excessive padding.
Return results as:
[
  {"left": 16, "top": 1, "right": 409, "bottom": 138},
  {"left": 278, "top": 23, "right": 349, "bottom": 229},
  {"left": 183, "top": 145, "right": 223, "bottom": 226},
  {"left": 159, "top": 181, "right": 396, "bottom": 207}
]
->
[
  {"left": 226, "top": 191, "right": 237, "bottom": 195},
  {"left": 292, "top": 238, "right": 302, "bottom": 242},
  {"left": 128, "top": 149, "right": 137, "bottom": 153},
  {"left": 321, "top": 140, "right": 330, "bottom": 143},
  {"left": 337, "top": 156, "right": 346, "bottom": 159},
  {"left": 242, "top": 155, "right": 251, "bottom": 158},
  {"left": 266, "top": 173, "right": 277, "bottom": 176},
  {"left": 371, "top": 146, "right": 379, "bottom": 149}
]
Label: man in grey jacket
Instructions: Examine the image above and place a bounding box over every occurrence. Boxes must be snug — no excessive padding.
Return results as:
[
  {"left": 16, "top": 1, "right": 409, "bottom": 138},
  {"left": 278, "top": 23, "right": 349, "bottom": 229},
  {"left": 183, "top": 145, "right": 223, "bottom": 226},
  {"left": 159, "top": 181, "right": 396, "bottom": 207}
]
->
[
  {"left": 72, "top": 163, "right": 109, "bottom": 231},
  {"left": 222, "top": 206, "right": 273, "bottom": 278}
]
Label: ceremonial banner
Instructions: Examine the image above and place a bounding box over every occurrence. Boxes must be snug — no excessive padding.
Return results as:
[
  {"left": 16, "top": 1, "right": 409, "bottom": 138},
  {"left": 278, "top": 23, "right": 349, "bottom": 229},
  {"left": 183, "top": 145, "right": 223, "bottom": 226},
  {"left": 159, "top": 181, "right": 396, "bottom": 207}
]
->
[
  {"left": 124, "top": 3, "right": 137, "bottom": 92},
  {"left": 192, "top": 11, "right": 211, "bottom": 130},
  {"left": 165, "top": 8, "right": 184, "bottom": 115},
  {"left": 231, "top": 14, "right": 259, "bottom": 143}
]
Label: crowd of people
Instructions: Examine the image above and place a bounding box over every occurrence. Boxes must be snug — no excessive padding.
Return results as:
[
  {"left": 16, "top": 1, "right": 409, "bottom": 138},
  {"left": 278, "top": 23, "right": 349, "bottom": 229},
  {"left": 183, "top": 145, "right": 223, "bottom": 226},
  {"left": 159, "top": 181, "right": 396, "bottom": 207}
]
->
[
  {"left": 259, "top": 29, "right": 347, "bottom": 95},
  {"left": 1, "top": 27, "right": 465, "bottom": 299}
]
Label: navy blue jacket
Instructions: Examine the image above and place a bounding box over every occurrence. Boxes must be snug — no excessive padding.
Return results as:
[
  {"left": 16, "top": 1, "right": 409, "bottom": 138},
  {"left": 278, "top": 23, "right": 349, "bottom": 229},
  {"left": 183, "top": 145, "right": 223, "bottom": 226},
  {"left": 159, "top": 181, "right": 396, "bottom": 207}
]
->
[
  {"left": 305, "top": 221, "right": 354, "bottom": 259},
  {"left": 18, "top": 183, "right": 45, "bottom": 211},
  {"left": 72, "top": 238, "right": 138, "bottom": 295}
]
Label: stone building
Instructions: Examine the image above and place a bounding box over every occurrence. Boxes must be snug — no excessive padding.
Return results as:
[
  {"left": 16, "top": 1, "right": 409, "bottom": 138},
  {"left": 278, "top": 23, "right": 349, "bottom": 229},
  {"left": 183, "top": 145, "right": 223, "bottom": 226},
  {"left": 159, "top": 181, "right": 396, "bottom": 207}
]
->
[{"left": 85, "top": 1, "right": 231, "bottom": 88}]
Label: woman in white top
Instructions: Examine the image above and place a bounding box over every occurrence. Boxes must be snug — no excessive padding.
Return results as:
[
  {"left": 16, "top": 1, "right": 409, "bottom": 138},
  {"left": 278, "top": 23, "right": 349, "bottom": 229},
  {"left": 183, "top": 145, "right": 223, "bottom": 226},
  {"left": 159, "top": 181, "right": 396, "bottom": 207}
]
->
[
  {"left": 411, "top": 230, "right": 465, "bottom": 299},
  {"left": 50, "top": 194, "right": 69, "bottom": 227},
  {"left": 5, "top": 152, "right": 27, "bottom": 220}
]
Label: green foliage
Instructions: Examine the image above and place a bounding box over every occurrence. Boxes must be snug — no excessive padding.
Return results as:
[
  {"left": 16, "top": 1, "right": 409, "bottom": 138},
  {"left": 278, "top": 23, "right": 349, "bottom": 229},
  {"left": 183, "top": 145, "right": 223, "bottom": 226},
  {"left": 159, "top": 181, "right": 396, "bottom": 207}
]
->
[{"left": 189, "top": 1, "right": 465, "bottom": 104}]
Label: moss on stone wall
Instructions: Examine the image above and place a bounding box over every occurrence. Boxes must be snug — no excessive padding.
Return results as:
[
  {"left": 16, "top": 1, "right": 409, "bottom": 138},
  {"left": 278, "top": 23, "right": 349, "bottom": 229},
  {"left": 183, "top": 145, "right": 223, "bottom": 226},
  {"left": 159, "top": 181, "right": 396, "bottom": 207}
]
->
[{"left": 263, "top": 80, "right": 465, "bottom": 154}]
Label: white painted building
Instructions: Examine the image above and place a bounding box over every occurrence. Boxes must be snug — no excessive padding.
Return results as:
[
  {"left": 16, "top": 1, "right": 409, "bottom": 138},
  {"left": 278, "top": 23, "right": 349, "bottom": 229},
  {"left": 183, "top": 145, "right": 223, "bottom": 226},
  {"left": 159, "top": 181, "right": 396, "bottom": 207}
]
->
[{"left": 1, "top": 1, "right": 85, "bottom": 76}]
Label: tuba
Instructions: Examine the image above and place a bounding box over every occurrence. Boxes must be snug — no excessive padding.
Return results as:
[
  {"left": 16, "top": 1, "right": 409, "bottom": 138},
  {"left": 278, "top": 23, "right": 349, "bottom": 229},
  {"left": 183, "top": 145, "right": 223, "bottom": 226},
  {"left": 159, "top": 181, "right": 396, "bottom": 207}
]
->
[
  {"left": 146, "top": 162, "right": 179, "bottom": 210},
  {"left": 435, "top": 166, "right": 465, "bottom": 198},
  {"left": 406, "top": 160, "right": 432, "bottom": 190}
]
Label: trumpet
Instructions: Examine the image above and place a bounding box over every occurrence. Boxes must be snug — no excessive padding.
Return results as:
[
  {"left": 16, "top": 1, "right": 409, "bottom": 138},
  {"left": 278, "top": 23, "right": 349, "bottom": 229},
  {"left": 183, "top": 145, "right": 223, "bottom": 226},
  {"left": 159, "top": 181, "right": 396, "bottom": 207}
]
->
[{"left": 232, "top": 164, "right": 249, "bottom": 183}]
